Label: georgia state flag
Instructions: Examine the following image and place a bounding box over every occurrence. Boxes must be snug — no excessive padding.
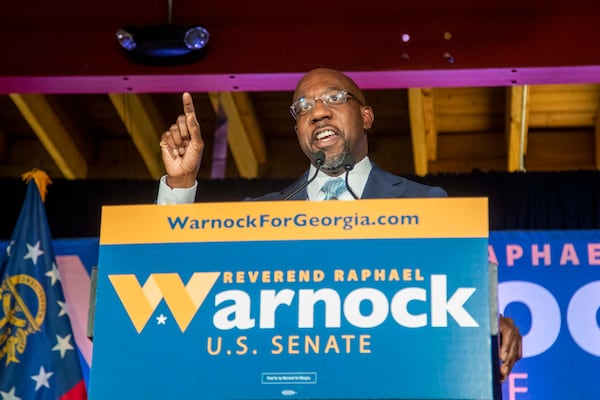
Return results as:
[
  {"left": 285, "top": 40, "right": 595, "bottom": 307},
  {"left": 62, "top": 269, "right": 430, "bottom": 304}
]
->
[{"left": 0, "top": 175, "right": 87, "bottom": 400}]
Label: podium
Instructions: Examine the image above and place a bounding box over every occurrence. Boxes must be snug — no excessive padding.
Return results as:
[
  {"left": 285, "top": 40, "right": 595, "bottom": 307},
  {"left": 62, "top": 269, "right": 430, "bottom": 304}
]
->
[{"left": 89, "top": 198, "right": 496, "bottom": 400}]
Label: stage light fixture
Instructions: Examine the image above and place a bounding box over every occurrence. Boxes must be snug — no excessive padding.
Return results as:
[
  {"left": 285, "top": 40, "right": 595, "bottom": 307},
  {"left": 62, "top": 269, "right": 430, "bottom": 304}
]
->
[{"left": 116, "top": 24, "right": 210, "bottom": 64}]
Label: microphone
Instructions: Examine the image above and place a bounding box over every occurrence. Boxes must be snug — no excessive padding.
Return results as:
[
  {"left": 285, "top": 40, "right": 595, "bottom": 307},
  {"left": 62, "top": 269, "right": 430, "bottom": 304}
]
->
[
  {"left": 342, "top": 153, "right": 359, "bottom": 199},
  {"left": 284, "top": 151, "right": 325, "bottom": 200}
]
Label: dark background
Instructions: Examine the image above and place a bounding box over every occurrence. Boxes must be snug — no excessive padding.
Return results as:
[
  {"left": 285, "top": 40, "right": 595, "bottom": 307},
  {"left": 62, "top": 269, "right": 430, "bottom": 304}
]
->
[{"left": 3, "top": 170, "right": 599, "bottom": 240}]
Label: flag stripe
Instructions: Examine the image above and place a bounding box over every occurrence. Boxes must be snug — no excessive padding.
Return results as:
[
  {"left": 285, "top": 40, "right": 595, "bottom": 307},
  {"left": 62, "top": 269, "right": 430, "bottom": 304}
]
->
[
  {"left": 60, "top": 379, "right": 87, "bottom": 400},
  {"left": 57, "top": 255, "right": 93, "bottom": 367}
]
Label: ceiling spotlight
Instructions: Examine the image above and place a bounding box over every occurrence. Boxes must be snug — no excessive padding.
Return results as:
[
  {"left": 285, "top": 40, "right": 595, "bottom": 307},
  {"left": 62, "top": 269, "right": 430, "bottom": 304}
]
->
[
  {"left": 116, "top": 24, "right": 210, "bottom": 64},
  {"left": 184, "top": 26, "right": 210, "bottom": 50}
]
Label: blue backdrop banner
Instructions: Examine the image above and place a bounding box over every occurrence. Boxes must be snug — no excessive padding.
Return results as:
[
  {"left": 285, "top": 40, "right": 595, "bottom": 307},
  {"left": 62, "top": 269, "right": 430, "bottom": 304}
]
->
[
  {"left": 2, "top": 229, "right": 598, "bottom": 400},
  {"left": 491, "top": 230, "right": 600, "bottom": 400}
]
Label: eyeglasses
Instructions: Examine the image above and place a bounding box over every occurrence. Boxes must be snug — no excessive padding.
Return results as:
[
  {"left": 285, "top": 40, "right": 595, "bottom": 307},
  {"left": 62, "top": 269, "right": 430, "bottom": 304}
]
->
[{"left": 289, "top": 89, "right": 364, "bottom": 119}]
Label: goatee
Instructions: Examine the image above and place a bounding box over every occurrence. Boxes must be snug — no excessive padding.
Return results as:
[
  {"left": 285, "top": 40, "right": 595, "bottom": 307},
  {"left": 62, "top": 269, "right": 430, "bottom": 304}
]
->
[{"left": 321, "top": 147, "right": 349, "bottom": 172}]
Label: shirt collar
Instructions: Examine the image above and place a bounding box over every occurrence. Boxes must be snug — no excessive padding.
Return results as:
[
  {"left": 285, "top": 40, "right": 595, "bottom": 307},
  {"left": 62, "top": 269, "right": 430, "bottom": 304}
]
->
[{"left": 307, "top": 156, "right": 372, "bottom": 200}]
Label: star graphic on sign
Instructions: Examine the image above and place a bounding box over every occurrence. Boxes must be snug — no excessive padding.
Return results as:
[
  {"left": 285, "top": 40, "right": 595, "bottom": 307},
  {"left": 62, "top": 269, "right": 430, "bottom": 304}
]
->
[
  {"left": 0, "top": 387, "right": 21, "bottom": 400},
  {"left": 23, "top": 241, "right": 44, "bottom": 266},
  {"left": 45, "top": 262, "right": 61, "bottom": 285},
  {"left": 51, "top": 334, "right": 74, "bottom": 358},
  {"left": 57, "top": 300, "right": 68, "bottom": 317},
  {"left": 156, "top": 314, "right": 167, "bottom": 325},
  {"left": 31, "top": 366, "right": 54, "bottom": 391}
]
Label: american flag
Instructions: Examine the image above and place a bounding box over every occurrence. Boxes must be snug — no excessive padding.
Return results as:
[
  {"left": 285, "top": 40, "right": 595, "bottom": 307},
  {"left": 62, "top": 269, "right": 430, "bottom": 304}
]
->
[{"left": 0, "top": 176, "right": 87, "bottom": 400}]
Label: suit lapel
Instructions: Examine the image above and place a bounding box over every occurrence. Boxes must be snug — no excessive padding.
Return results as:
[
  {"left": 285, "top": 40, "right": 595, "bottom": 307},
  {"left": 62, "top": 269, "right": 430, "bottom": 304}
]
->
[{"left": 361, "top": 164, "right": 407, "bottom": 199}]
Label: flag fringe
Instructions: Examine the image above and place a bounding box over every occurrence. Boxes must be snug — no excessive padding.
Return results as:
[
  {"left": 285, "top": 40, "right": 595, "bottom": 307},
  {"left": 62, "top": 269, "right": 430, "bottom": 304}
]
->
[{"left": 21, "top": 168, "right": 52, "bottom": 202}]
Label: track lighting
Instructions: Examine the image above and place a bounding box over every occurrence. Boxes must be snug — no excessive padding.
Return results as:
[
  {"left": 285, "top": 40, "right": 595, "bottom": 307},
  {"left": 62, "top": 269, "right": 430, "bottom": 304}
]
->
[{"left": 116, "top": 24, "right": 210, "bottom": 64}]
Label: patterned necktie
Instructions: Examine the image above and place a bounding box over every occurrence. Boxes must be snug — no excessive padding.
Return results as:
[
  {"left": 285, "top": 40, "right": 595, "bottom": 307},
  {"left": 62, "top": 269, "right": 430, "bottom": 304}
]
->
[{"left": 321, "top": 178, "right": 347, "bottom": 200}]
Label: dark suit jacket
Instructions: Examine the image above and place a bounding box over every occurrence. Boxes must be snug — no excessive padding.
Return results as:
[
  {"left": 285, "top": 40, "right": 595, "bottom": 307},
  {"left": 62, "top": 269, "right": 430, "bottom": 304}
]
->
[{"left": 251, "top": 163, "right": 447, "bottom": 201}]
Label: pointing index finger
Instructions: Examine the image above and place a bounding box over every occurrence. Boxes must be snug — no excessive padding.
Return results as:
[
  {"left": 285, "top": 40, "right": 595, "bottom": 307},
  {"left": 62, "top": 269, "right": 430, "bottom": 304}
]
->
[{"left": 182, "top": 92, "right": 199, "bottom": 129}]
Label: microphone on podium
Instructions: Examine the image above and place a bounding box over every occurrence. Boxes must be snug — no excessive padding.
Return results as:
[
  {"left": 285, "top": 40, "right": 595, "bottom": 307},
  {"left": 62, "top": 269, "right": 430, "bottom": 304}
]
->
[
  {"left": 342, "top": 153, "right": 359, "bottom": 199},
  {"left": 284, "top": 151, "right": 325, "bottom": 200}
]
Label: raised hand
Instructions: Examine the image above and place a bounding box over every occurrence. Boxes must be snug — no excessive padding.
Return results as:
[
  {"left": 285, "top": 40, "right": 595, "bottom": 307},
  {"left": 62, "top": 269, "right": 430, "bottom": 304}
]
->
[{"left": 159, "top": 92, "right": 204, "bottom": 188}]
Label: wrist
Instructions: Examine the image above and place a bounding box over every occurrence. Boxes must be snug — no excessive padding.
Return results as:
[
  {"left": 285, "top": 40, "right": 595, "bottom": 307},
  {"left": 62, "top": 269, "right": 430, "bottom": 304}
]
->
[{"left": 166, "top": 174, "right": 197, "bottom": 189}]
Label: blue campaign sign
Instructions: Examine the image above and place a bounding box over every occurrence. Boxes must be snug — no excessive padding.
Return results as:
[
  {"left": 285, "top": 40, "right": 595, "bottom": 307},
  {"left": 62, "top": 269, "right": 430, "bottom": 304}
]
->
[{"left": 89, "top": 199, "right": 493, "bottom": 400}]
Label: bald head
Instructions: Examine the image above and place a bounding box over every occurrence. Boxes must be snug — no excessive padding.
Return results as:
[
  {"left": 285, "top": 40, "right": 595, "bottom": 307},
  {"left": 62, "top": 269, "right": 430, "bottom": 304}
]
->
[{"left": 293, "top": 68, "right": 366, "bottom": 104}]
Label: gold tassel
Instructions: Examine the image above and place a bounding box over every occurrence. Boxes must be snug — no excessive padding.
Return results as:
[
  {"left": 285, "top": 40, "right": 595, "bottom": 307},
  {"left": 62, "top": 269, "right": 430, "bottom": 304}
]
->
[{"left": 21, "top": 168, "right": 52, "bottom": 202}]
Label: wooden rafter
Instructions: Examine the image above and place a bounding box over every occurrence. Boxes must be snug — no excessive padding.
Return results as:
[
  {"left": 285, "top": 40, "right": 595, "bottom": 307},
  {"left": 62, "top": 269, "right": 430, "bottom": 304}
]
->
[
  {"left": 421, "top": 88, "right": 438, "bottom": 161},
  {"left": 408, "top": 88, "right": 435, "bottom": 176},
  {"left": 209, "top": 92, "right": 266, "bottom": 178},
  {"left": 506, "top": 86, "right": 529, "bottom": 172},
  {"left": 109, "top": 93, "right": 165, "bottom": 179},
  {"left": 9, "top": 94, "right": 87, "bottom": 179}
]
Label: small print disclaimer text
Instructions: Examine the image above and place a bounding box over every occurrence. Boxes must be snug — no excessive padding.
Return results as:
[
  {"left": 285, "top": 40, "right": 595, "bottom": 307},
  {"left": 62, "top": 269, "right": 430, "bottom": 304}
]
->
[{"left": 261, "top": 373, "right": 317, "bottom": 384}]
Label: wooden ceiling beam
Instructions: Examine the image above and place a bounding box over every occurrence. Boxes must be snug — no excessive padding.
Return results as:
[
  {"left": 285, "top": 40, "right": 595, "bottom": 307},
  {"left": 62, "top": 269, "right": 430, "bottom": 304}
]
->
[
  {"left": 209, "top": 92, "right": 267, "bottom": 178},
  {"left": 9, "top": 94, "right": 87, "bottom": 179},
  {"left": 528, "top": 84, "right": 600, "bottom": 128},
  {"left": 422, "top": 88, "right": 438, "bottom": 161},
  {"left": 408, "top": 88, "right": 433, "bottom": 176},
  {"left": 506, "top": 85, "right": 529, "bottom": 172},
  {"left": 108, "top": 93, "right": 165, "bottom": 179}
]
